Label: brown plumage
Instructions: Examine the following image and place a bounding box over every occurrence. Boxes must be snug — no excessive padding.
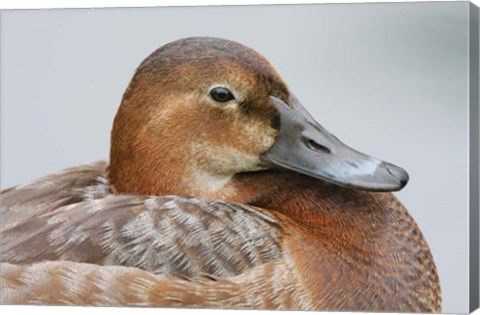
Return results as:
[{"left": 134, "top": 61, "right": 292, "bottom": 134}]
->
[{"left": 0, "top": 37, "right": 441, "bottom": 312}]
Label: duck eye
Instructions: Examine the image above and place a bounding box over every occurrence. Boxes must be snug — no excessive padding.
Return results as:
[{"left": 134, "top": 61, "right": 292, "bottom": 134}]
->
[{"left": 210, "top": 87, "right": 235, "bottom": 103}]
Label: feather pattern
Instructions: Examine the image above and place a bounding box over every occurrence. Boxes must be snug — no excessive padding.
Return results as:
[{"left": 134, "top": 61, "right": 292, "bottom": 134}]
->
[
  {"left": 1, "top": 256, "right": 311, "bottom": 309},
  {"left": 1, "top": 163, "right": 281, "bottom": 279},
  {"left": 0, "top": 162, "right": 441, "bottom": 312}
]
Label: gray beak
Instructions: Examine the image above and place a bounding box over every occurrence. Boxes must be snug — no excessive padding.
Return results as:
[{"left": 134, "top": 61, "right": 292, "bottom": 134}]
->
[{"left": 261, "top": 95, "right": 409, "bottom": 192}]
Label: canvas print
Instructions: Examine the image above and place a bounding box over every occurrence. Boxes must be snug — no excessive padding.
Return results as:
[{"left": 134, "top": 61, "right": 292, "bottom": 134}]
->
[{"left": 0, "top": 2, "right": 478, "bottom": 314}]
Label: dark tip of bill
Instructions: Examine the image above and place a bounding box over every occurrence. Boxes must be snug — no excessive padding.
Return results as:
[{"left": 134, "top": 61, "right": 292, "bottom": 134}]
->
[{"left": 386, "top": 164, "right": 409, "bottom": 188}]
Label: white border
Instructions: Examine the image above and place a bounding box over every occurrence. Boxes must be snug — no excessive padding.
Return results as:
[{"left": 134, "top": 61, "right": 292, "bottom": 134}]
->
[
  {"left": 0, "top": 305, "right": 435, "bottom": 315},
  {"left": 0, "top": 0, "right": 475, "bottom": 10}
]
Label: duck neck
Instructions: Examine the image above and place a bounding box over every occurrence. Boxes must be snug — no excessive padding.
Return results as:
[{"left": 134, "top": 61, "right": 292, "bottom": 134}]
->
[
  {"left": 228, "top": 170, "right": 401, "bottom": 229},
  {"left": 227, "top": 171, "right": 334, "bottom": 223}
]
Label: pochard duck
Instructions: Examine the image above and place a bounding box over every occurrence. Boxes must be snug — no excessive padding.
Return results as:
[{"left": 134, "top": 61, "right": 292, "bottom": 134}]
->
[{"left": 1, "top": 37, "right": 441, "bottom": 312}]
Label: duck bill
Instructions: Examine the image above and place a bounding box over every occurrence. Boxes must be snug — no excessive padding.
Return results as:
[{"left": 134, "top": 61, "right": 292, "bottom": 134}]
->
[{"left": 261, "top": 95, "right": 409, "bottom": 192}]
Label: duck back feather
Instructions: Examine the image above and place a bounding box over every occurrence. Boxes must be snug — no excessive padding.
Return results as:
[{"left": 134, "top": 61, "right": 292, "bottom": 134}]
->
[{"left": 1, "top": 162, "right": 283, "bottom": 279}]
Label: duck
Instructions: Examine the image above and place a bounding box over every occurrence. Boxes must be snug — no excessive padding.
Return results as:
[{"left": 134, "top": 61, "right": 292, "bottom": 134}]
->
[{"left": 0, "top": 37, "right": 441, "bottom": 312}]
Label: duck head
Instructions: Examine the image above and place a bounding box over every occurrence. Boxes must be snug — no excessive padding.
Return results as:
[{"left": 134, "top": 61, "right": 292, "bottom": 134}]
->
[{"left": 108, "top": 37, "right": 408, "bottom": 199}]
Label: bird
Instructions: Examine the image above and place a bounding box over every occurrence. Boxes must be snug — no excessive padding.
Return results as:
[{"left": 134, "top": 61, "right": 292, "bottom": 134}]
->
[{"left": 0, "top": 37, "right": 441, "bottom": 312}]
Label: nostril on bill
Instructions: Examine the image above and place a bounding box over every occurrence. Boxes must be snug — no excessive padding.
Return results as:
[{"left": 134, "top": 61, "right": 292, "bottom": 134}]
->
[{"left": 306, "top": 139, "right": 331, "bottom": 154}]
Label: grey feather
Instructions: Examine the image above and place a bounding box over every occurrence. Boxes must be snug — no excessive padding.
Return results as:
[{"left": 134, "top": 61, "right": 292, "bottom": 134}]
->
[{"left": 1, "top": 162, "right": 282, "bottom": 278}]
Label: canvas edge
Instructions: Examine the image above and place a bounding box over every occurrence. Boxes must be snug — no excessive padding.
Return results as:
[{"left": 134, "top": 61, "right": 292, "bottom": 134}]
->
[{"left": 469, "top": 1, "right": 480, "bottom": 313}]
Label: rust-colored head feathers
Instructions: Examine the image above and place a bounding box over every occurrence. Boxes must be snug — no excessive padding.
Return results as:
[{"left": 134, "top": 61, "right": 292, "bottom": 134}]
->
[
  {"left": 108, "top": 37, "right": 291, "bottom": 198},
  {"left": 109, "top": 36, "right": 409, "bottom": 201}
]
